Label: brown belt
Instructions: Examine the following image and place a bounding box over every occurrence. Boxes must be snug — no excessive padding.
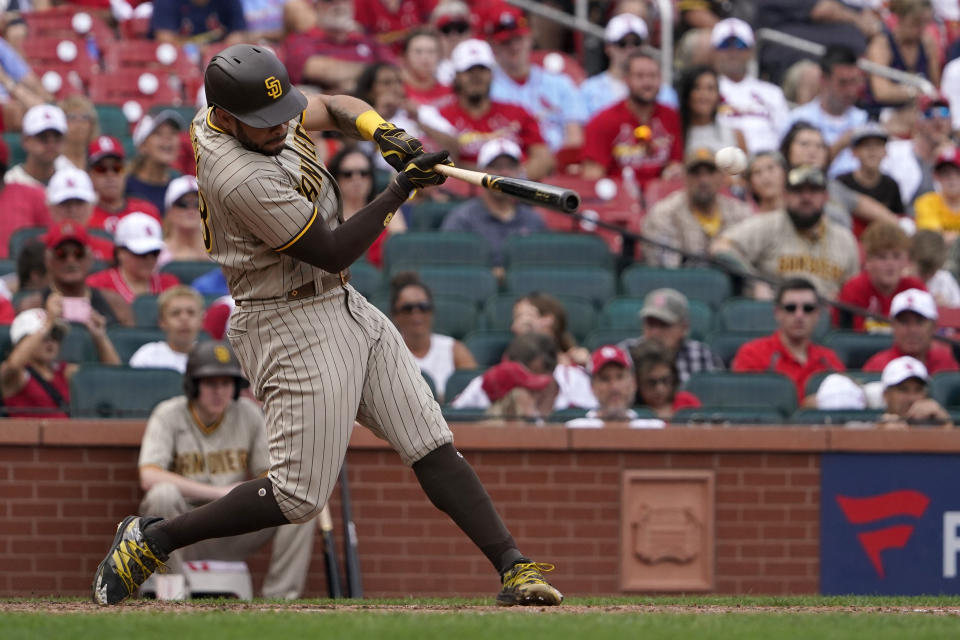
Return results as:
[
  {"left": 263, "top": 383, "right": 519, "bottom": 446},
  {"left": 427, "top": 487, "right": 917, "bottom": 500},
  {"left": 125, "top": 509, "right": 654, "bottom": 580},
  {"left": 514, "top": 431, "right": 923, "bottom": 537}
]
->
[{"left": 286, "top": 269, "right": 350, "bottom": 301}]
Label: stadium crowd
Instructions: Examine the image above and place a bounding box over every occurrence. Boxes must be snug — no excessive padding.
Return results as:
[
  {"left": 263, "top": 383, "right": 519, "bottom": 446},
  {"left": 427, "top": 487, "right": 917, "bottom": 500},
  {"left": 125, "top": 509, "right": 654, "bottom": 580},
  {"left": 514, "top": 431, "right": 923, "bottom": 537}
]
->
[{"left": 1, "top": 0, "right": 960, "bottom": 428}]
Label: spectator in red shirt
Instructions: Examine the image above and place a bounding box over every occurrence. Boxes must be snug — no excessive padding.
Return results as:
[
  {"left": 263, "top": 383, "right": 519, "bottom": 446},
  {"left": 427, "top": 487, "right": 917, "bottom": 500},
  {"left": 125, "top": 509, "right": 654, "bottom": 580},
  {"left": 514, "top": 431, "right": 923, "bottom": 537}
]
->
[
  {"left": 402, "top": 28, "right": 452, "bottom": 108},
  {"left": 732, "top": 277, "right": 845, "bottom": 403},
  {"left": 354, "top": 0, "right": 438, "bottom": 54},
  {"left": 630, "top": 339, "right": 702, "bottom": 419},
  {"left": 44, "top": 168, "right": 115, "bottom": 261},
  {"left": 87, "top": 213, "right": 180, "bottom": 304},
  {"left": 0, "top": 137, "right": 51, "bottom": 259},
  {"left": 87, "top": 136, "right": 161, "bottom": 235},
  {"left": 863, "top": 288, "right": 960, "bottom": 374},
  {"left": 835, "top": 220, "right": 927, "bottom": 332},
  {"left": 582, "top": 51, "right": 684, "bottom": 185},
  {"left": 422, "top": 38, "right": 553, "bottom": 179}
]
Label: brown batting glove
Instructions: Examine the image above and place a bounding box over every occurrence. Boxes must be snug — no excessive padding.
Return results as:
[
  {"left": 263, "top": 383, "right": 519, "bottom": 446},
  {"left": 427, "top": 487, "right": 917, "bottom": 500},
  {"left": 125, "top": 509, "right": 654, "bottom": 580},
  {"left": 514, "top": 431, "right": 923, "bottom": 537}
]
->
[
  {"left": 395, "top": 150, "right": 452, "bottom": 192},
  {"left": 372, "top": 122, "right": 425, "bottom": 172}
]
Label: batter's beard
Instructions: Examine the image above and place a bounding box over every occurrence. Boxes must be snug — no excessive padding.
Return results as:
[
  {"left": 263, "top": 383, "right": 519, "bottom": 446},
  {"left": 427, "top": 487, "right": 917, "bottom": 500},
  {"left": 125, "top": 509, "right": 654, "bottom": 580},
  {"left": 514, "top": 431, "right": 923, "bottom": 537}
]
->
[
  {"left": 235, "top": 128, "right": 285, "bottom": 156},
  {"left": 786, "top": 207, "right": 824, "bottom": 230}
]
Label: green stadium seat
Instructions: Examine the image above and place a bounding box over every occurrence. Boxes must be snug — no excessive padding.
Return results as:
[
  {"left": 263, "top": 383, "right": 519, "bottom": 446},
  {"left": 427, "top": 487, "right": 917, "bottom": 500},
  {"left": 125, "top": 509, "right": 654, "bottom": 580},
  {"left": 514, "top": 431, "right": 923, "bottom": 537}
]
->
[
  {"left": 3, "top": 132, "right": 25, "bottom": 166},
  {"left": 156, "top": 104, "right": 200, "bottom": 124},
  {"left": 671, "top": 406, "right": 785, "bottom": 425},
  {"left": 931, "top": 372, "right": 960, "bottom": 408},
  {"left": 160, "top": 261, "right": 217, "bottom": 285},
  {"left": 0, "top": 324, "right": 11, "bottom": 360},
  {"left": 107, "top": 326, "right": 167, "bottom": 362},
  {"left": 583, "top": 328, "right": 636, "bottom": 351},
  {"left": 94, "top": 104, "right": 130, "bottom": 137},
  {"left": 442, "top": 407, "right": 489, "bottom": 422},
  {"left": 483, "top": 293, "right": 596, "bottom": 341},
  {"left": 349, "top": 260, "right": 381, "bottom": 297},
  {"left": 682, "top": 372, "right": 798, "bottom": 416},
  {"left": 790, "top": 409, "right": 884, "bottom": 425},
  {"left": 69, "top": 365, "right": 183, "bottom": 418},
  {"left": 409, "top": 199, "right": 465, "bottom": 230},
  {"left": 0, "top": 259, "right": 15, "bottom": 276},
  {"left": 462, "top": 331, "right": 512, "bottom": 367},
  {"left": 619, "top": 266, "right": 732, "bottom": 308},
  {"left": 60, "top": 323, "right": 98, "bottom": 363},
  {"left": 414, "top": 266, "right": 498, "bottom": 307},
  {"left": 822, "top": 331, "right": 893, "bottom": 369},
  {"left": 707, "top": 332, "right": 760, "bottom": 367},
  {"left": 599, "top": 296, "right": 712, "bottom": 341},
  {"left": 803, "top": 370, "right": 881, "bottom": 397},
  {"left": 716, "top": 298, "right": 831, "bottom": 339},
  {"left": 504, "top": 233, "right": 614, "bottom": 268},
  {"left": 132, "top": 295, "right": 160, "bottom": 327},
  {"left": 120, "top": 135, "right": 136, "bottom": 159},
  {"left": 421, "top": 370, "right": 437, "bottom": 400},
  {"left": 444, "top": 368, "right": 485, "bottom": 405},
  {"left": 383, "top": 232, "right": 490, "bottom": 274},
  {"left": 547, "top": 408, "right": 588, "bottom": 422},
  {"left": 8, "top": 227, "right": 46, "bottom": 261},
  {"left": 506, "top": 266, "right": 616, "bottom": 308}
]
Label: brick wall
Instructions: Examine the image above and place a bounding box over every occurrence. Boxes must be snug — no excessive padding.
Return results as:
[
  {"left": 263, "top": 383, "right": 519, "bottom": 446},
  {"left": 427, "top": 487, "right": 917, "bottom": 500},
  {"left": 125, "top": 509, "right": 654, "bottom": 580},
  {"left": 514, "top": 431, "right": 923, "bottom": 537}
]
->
[{"left": 0, "top": 421, "right": 834, "bottom": 598}]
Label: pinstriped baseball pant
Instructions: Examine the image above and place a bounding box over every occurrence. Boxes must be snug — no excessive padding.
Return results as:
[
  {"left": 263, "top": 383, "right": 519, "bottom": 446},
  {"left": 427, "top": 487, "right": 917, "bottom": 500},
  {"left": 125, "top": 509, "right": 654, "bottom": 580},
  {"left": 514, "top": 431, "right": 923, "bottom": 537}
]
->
[{"left": 228, "top": 284, "right": 453, "bottom": 524}]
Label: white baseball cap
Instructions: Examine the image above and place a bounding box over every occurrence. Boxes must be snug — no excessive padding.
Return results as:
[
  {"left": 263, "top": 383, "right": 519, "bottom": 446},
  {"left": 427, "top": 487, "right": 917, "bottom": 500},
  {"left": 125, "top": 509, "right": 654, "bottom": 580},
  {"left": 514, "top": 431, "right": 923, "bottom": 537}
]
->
[
  {"left": 164, "top": 175, "right": 199, "bottom": 211},
  {"left": 815, "top": 374, "right": 867, "bottom": 410},
  {"left": 22, "top": 104, "right": 68, "bottom": 137},
  {"left": 890, "top": 288, "right": 938, "bottom": 321},
  {"left": 710, "top": 17, "right": 755, "bottom": 49},
  {"left": 882, "top": 356, "right": 929, "bottom": 390},
  {"left": 10, "top": 308, "right": 48, "bottom": 345},
  {"left": 604, "top": 13, "right": 648, "bottom": 43},
  {"left": 47, "top": 167, "right": 96, "bottom": 205},
  {"left": 477, "top": 138, "right": 522, "bottom": 169},
  {"left": 132, "top": 109, "right": 186, "bottom": 147},
  {"left": 114, "top": 211, "right": 165, "bottom": 254},
  {"left": 451, "top": 39, "right": 496, "bottom": 73}
]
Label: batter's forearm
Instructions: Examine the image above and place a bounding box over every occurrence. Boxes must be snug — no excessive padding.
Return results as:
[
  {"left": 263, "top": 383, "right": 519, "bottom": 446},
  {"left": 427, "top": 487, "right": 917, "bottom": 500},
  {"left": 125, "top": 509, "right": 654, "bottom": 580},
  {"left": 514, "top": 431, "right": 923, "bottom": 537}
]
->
[{"left": 304, "top": 94, "right": 379, "bottom": 139}]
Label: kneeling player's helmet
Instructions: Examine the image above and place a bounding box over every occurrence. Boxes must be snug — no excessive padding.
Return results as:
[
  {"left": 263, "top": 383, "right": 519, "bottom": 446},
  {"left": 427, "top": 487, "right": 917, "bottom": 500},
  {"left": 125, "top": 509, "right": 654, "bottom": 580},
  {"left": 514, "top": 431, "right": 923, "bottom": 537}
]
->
[
  {"left": 205, "top": 44, "right": 307, "bottom": 128},
  {"left": 184, "top": 341, "right": 249, "bottom": 400}
]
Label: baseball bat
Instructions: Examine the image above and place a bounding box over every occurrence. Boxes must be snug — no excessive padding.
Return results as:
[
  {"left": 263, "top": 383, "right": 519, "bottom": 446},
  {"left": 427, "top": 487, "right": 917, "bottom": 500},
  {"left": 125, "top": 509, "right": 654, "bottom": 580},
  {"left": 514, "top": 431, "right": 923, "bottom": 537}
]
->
[
  {"left": 317, "top": 504, "right": 343, "bottom": 598},
  {"left": 339, "top": 463, "right": 363, "bottom": 598},
  {"left": 433, "top": 164, "right": 581, "bottom": 213}
]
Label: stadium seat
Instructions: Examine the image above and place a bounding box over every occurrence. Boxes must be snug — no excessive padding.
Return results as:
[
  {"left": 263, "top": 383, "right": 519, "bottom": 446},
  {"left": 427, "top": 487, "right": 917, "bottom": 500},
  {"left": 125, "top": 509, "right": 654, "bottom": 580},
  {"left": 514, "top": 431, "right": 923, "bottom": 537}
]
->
[
  {"left": 60, "top": 323, "right": 98, "bottom": 363},
  {"left": 421, "top": 370, "right": 437, "bottom": 400},
  {"left": 444, "top": 368, "right": 485, "bottom": 405},
  {"left": 102, "top": 41, "right": 201, "bottom": 79},
  {"left": 682, "top": 372, "right": 798, "bottom": 416},
  {"left": 371, "top": 293, "right": 477, "bottom": 339},
  {"left": 547, "top": 408, "right": 588, "bottom": 422},
  {"left": 107, "top": 326, "right": 166, "bottom": 362},
  {"left": 483, "top": 293, "right": 596, "bottom": 341},
  {"left": 441, "top": 406, "right": 489, "bottom": 422},
  {"left": 8, "top": 227, "right": 45, "bottom": 261},
  {"left": 803, "top": 370, "right": 881, "bottom": 398},
  {"left": 69, "top": 365, "right": 183, "bottom": 418},
  {"left": 931, "top": 372, "right": 960, "bottom": 409},
  {"left": 383, "top": 232, "right": 490, "bottom": 274},
  {"left": 716, "top": 298, "right": 832, "bottom": 339},
  {"left": 503, "top": 233, "right": 614, "bottom": 269},
  {"left": 22, "top": 6, "right": 114, "bottom": 44},
  {"left": 463, "top": 331, "right": 513, "bottom": 367},
  {"left": 88, "top": 71, "right": 183, "bottom": 108},
  {"left": 408, "top": 199, "right": 465, "bottom": 230},
  {"left": 0, "top": 325, "right": 11, "bottom": 360},
  {"left": 599, "top": 296, "right": 712, "bottom": 341},
  {"left": 822, "top": 331, "right": 893, "bottom": 369},
  {"left": 133, "top": 295, "right": 160, "bottom": 327},
  {"left": 21, "top": 36, "right": 98, "bottom": 84},
  {"left": 790, "top": 409, "right": 884, "bottom": 425},
  {"left": 619, "top": 266, "right": 733, "bottom": 308},
  {"left": 0, "top": 260, "right": 15, "bottom": 276},
  {"left": 3, "top": 132, "right": 25, "bottom": 167},
  {"left": 707, "top": 332, "right": 759, "bottom": 367},
  {"left": 530, "top": 50, "right": 587, "bottom": 84},
  {"left": 671, "top": 406, "right": 785, "bottom": 425},
  {"left": 583, "top": 328, "right": 636, "bottom": 351},
  {"left": 643, "top": 178, "right": 685, "bottom": 208},
  {"left": 160, "top": 261, "right": 216, "bottom": 285},
  {"left": 506, "top": 266, "right": 616, "bottom": 308},
  {"left": 153, "top": 104, "right": 200, "bottom": 125},
  {"left": 349, "top": 260, "right": 381, "bottom": 297},
  {"left": 94, "top": 104, "right": 131, "bottom": 137},
  {"left": 414, "top": 266, "right": 498, "bottom": 307}
]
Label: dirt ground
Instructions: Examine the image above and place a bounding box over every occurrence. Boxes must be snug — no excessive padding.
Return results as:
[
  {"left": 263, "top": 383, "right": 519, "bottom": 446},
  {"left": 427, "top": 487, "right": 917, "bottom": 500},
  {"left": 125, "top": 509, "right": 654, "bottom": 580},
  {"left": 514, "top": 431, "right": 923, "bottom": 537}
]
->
[{"left": 2, "top": 601, "right": 960, "bottom": 616}]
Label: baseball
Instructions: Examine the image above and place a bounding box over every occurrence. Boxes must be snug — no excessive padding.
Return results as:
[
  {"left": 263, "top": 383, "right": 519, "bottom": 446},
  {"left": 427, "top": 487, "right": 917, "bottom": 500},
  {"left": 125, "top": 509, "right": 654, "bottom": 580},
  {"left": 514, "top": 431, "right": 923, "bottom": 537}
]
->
[
  {"left": 715, "top": 146, "right": 748, "bottom": 175},
  {"left": 56, "top": 39, "right": 78, "bottom": 62}
]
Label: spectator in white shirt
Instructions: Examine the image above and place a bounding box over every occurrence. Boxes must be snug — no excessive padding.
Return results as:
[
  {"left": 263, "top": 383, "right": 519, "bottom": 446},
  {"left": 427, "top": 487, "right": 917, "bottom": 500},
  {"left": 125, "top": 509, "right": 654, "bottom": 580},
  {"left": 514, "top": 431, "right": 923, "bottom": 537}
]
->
[
  {"left": 129, "top": 285, "right": 204, "bottom": 373},
  {"left": 711, "top": 18, "right": 790, "bottom": 154},
  {"left": 5, "top": 104, "right": 67, "bottom": 188},
  {"left": 911, "top": 230, "right": 960, "bottom": 308}
]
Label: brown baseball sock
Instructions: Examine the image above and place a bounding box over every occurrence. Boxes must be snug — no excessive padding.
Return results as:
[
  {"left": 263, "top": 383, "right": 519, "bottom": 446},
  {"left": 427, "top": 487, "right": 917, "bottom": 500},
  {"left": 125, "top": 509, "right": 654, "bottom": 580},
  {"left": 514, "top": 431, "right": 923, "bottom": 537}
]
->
[
  {"left": 413, "top": 443, "right": 525, "bottom": 575},
  {"left": 143, "top": 477, "right": 289, "bottom": 555}
]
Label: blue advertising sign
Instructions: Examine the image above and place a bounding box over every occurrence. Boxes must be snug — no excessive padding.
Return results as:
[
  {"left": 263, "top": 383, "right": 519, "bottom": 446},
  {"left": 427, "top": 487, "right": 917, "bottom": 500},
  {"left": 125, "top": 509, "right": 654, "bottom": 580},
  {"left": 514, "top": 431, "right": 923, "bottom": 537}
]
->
[{"left": 821, "top": 453, "right": 960, "bottom": 595}]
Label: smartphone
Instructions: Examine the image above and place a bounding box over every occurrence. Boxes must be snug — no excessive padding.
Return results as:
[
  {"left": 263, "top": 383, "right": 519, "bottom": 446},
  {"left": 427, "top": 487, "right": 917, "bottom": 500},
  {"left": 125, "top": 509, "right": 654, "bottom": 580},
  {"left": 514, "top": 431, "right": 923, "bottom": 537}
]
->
[{"left": 61, "top": 296, "right": 92, "bottom": 324}]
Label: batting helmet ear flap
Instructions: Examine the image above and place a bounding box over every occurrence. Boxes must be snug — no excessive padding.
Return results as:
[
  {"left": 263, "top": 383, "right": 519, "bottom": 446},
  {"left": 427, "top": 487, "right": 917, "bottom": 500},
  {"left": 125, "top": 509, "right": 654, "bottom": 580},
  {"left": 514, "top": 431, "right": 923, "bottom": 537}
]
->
[{"left": 183, "top": 375, "right": 199, "bottom": 399}]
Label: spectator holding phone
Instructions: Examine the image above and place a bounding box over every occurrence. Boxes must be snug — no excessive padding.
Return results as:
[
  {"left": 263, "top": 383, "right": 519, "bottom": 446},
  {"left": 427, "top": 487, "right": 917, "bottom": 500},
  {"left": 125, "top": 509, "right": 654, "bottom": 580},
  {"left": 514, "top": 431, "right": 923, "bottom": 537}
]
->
[
  {"left": 87, "top": 213, "right": 180, "bottom": 305},
  {"left": 129, "top": 286, "right": 205, "bottom": 373},
  {"left": 0, "top": 298, "right": 121, "bottom": 418}
]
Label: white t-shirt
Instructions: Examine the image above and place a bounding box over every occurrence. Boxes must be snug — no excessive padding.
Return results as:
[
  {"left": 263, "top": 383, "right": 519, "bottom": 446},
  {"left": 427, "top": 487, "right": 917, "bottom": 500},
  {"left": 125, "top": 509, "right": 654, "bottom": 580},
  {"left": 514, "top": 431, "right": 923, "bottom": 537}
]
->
[
  {"left": 717, "top": 75, "right": 790, "bottom": 154},
  {"left": 413, "top": 333, "right": 456, "bottom": 402},
  {"left": 880, "top": 139, "right": 922, "bottom": 207},
  {"left": 566, "top": 409, "right": 666, "bottom": 429},
  {"left": 450, "top": 364, "right": 598, "bottom": 410},
  {"left": 942, "top": 57, "right": 960, "bottom": 132},
  {"left": 129, "top": 341, "right": 190, "bottom": 373},
  {"left": 927, "top": 269, "right": 960, "bottom": 308}
]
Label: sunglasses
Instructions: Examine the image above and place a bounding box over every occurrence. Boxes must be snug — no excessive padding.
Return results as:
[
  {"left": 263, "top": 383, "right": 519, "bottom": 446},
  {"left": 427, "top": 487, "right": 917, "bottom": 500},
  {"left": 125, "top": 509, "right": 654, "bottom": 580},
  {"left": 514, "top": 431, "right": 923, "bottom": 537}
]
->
[
  {"left": 439, "top": 21, "right": 470, "bottom": 35},
  {"left": 396, "top": 301, "right": 433, "bottom": 314},
  {"left": 339, "top": 169, "right": 372, "bottom": 179},
  {"left": 91, "top": 163, "right": 123, "bottom": 175},
  {"left": 717, "top": 37, "right": 750, "bottom": 50},
  {"left": 781, "top": 303, "right": 818, "bottom": 314},
  {"left": 173, "top": 197, "right": 199, "bottom": 208},
  {"left": 642, "top": 375, "right": 673, "bottom": 389},
  {"left": 923, "top": 106, "right": 950, "bottom": 119},
  {"left": 613, "top": 36, "right": 644, "bottom": 48},
  {"left": 128, "top": 249, "right": 161, "bottom": 259},
  {"left": 53, "top": 245, "right": 86, "bottom": 261}
]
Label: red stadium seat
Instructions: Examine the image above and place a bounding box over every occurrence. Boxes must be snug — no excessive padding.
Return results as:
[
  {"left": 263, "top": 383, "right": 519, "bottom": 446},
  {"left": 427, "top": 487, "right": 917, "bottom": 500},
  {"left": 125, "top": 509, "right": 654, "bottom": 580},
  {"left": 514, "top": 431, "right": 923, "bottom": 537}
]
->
[
  {"left": 102, "top": 40, "right": 201, "bottom": 79},
  {"left": 118, "top": 17, "right": 151, "bottom": 41},
  {"left": 22, "top": 7, "right": 114, "bottom": 47},
  {"left": 643, "top": 177, "right": 685, "bottom": 208},
  {"left": 88, "top": 71, "right": 183, "bottom": 108},
  {"left": 20, "top": 37, "right": 98, "bottom": 83}
]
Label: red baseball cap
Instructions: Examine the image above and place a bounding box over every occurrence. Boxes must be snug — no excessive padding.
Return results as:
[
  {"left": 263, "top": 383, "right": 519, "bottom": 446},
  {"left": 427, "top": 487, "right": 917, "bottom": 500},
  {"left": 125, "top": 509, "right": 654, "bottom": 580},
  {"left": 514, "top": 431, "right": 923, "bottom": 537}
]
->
[
  {"left": 590, "top": 345, "right": 631, "bottom": 375},
  {"left": 46, "top": 221, "right": 91, "bottom": 249},
  {"left": 88, "top": 135, "right": 125, "bottom": 165},
  {"left": 481, "top": 361, "right": 552, "bottom": 403},
  {"left": 935, "top": 146, "right": 960, "bottom": 171},
  {"left": 485, "top": 6, "right": 530, "bottom": 43}
]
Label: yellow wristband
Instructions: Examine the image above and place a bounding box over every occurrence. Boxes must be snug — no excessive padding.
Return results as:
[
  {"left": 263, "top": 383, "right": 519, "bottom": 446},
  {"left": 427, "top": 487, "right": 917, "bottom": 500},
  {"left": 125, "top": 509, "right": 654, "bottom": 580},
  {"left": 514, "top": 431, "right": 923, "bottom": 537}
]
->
[{"left": 356, "top": 109, "right": 387, "bottom": 141}]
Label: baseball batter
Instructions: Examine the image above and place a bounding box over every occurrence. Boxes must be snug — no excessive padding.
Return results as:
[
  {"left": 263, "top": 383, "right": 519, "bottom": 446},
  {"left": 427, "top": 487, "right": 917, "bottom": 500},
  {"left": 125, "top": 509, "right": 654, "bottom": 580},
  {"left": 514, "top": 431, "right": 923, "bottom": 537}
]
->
[{"left": 92, "top": 44, "right": 561, "bottom": 607}]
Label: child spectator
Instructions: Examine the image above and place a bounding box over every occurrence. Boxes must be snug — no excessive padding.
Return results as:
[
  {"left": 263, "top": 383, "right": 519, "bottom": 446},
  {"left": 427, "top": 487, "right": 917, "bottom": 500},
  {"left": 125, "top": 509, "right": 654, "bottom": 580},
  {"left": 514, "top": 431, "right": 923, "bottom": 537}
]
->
[
  {"left": 628, "top": 340, "right": 701, "bottom": 420},
  {"left": 915, "top": 146, "right": 960, "bottom": 244},
  {"left": 910, "top": 230, "right": 960, "bottom": 308},
  {"left": 836, "top": 123, "right": 906, "bottom": 238},
  {"left": 567, "top": 346, "right": 665, "bottom": 428},
  {"left": 835, "top": 221, "right": 926, "bottom": 332},
  {"left": 511, "top": 292, "right": 589, "bottom": 368},
  {"left": 129, "top": 286, "right": 204, "bottom": 373},
  {"left": 87, "top": 213, "right": 180, "bottom": 304}
]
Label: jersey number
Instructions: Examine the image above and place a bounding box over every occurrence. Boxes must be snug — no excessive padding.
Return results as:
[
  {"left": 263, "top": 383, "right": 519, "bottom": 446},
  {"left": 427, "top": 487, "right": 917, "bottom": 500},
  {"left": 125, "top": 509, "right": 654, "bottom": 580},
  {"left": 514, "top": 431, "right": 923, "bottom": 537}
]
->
[{"left": 199, "top": 190, "right": 212, "bottom": 252}]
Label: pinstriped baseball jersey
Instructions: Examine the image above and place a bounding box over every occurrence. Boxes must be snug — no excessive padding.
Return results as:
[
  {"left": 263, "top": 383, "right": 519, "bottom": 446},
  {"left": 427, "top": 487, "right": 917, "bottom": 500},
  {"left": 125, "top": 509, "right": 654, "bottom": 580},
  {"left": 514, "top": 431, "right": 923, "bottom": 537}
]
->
[{"left": 190, "top": 108, "right": 341, "bottom": 301}]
